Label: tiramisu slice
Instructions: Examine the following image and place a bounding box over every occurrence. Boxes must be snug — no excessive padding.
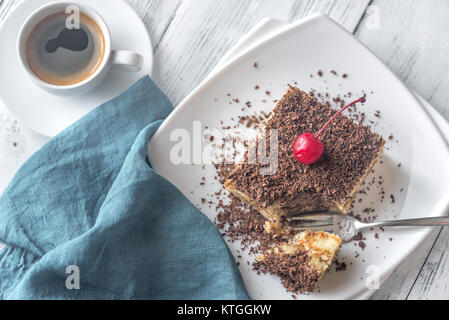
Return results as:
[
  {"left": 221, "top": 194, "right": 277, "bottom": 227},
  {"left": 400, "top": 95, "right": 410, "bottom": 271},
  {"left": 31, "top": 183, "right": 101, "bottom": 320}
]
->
[
  {"left": 224, "top": 86, "right": 385, "bottom": 224},
  {"left": 254, "top": 230, "right": 341, "bottom": 293}
]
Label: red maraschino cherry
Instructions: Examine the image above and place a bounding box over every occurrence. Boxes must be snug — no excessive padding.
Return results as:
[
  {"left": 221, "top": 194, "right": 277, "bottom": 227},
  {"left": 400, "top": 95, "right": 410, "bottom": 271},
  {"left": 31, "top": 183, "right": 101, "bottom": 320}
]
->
[{"left": 292, "top": 97, "right": 366, "bottom": 164}]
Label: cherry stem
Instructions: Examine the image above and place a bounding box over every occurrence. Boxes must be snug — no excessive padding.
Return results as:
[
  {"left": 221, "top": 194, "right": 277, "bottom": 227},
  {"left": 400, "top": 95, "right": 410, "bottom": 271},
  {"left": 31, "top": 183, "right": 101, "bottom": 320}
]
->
[{"left": 315, "top": 97, "right": 366, "bottom": 139}]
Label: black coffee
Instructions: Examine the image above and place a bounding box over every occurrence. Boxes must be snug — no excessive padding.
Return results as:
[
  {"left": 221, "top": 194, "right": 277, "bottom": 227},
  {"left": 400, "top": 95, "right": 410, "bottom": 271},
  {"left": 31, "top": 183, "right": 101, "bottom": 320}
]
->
[
  {"left": 25, "top": 12, "right": 105, "bottom": 85},
  {"left": 45, "top": 28, "right": 89, "bottom": 53}
]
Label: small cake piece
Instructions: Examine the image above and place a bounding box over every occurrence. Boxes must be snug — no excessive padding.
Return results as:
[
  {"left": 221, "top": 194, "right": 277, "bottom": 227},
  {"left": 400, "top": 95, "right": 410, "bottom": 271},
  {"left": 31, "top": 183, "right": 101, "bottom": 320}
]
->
[
  {"left": 254, "top": 230, "right": 341, "bottom": 293},
  {"left": 224, "top": 86, "right": 385, "bottom": 223}
]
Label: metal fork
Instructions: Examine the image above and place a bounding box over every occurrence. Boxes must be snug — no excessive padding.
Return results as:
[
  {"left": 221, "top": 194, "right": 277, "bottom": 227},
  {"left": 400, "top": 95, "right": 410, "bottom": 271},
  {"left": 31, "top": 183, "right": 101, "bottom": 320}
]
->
[{"left": 286, "top": 213, "right": 449, "bottom": 242}]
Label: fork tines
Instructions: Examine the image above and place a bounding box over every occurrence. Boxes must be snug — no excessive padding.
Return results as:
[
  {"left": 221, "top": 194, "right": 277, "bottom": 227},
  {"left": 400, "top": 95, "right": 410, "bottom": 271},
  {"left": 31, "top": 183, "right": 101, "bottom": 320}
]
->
[{"left": 284, "top": 212, "right": 337, "bottom": 232}]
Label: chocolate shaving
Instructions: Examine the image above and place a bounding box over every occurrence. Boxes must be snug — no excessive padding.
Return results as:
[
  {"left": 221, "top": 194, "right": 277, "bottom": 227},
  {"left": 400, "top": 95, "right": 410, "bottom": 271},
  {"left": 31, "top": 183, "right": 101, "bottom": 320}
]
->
[{"left": 253, "top": 250, "right": 319, "bottom": 293}]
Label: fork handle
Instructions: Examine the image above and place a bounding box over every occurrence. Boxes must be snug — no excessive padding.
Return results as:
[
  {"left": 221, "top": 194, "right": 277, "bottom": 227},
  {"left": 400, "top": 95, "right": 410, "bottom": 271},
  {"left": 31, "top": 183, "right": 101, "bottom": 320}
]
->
[{"left": 358, "top": 216, "right": 449, "bottom": 230}]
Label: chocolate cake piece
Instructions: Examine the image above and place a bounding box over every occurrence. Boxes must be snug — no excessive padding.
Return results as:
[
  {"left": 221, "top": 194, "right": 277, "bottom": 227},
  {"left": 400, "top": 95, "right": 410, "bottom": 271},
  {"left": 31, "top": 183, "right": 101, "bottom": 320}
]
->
[
  {"left": 254, "top": 230, "right": 341, "bottom": 293},
  {"left": 224, "top": 86, "right": 385, "bottom": 223}
]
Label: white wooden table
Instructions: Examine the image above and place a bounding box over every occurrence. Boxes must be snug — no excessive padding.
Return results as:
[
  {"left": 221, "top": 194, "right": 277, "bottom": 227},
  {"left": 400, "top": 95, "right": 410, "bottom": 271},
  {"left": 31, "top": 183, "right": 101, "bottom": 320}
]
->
[{"left": 1, "top": 0, "right": 448, "bottom": 300}]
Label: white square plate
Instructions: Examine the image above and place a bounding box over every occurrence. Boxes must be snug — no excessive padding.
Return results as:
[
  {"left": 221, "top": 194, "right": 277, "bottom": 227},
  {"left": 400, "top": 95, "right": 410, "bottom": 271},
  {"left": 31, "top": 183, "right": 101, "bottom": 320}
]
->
[{"left": 148, "top": 14, "right": 449, "bottom": 299}]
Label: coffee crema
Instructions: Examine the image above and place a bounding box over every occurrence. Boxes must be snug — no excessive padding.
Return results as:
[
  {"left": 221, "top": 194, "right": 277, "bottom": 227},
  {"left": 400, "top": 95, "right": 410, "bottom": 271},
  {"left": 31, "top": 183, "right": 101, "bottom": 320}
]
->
[{"left": 25, "top": 11, "right": 105, "bottom": 86}]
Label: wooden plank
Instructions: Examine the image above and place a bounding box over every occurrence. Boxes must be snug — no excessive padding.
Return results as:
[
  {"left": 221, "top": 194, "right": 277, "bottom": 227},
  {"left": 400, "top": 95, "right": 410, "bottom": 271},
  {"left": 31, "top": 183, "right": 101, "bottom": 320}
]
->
[
  {"left": 152, "top": 0, "right": 371, "bottom": 105},
  {"left": 355, "top": 0, "right": 449, "bottom": 120},
  {"left": 369, "top": 228, "right": 441, "bottom": 300},
  {"left": 407, "top": 227, "right": 449, "bottom": 299},
  {"left": 355, "top": 0, "right": 449, "bottom": 300},
  {"left": 125, "top": 0, "right": 184, "bottom": 50}
]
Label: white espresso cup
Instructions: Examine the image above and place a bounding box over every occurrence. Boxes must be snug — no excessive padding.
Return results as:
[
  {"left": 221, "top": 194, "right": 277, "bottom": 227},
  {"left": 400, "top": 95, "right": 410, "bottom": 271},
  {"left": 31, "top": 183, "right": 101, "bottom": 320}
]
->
[{"left": 17, "top": 2, "right": 143, "bottom": 96}]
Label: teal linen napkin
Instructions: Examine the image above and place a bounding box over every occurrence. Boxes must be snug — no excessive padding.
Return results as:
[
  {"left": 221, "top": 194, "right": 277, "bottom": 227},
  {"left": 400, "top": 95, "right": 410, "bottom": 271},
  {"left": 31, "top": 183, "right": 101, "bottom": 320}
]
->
[{"left": 0, "top": 76, "right": 249, "bottom": 300}]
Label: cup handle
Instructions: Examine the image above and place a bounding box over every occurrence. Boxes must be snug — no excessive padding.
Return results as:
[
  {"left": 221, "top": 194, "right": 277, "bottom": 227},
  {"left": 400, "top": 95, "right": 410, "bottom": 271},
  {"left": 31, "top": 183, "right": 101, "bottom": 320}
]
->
[{"left": 110, "top": 50, "right": 143, "bottom": 72}]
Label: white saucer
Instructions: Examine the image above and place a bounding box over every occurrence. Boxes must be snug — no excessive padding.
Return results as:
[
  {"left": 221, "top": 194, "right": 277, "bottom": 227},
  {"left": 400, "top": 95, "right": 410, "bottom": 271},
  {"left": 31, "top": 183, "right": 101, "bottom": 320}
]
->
[{"left": 0, "top": 0, "right": 153, "bottom": 137}]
